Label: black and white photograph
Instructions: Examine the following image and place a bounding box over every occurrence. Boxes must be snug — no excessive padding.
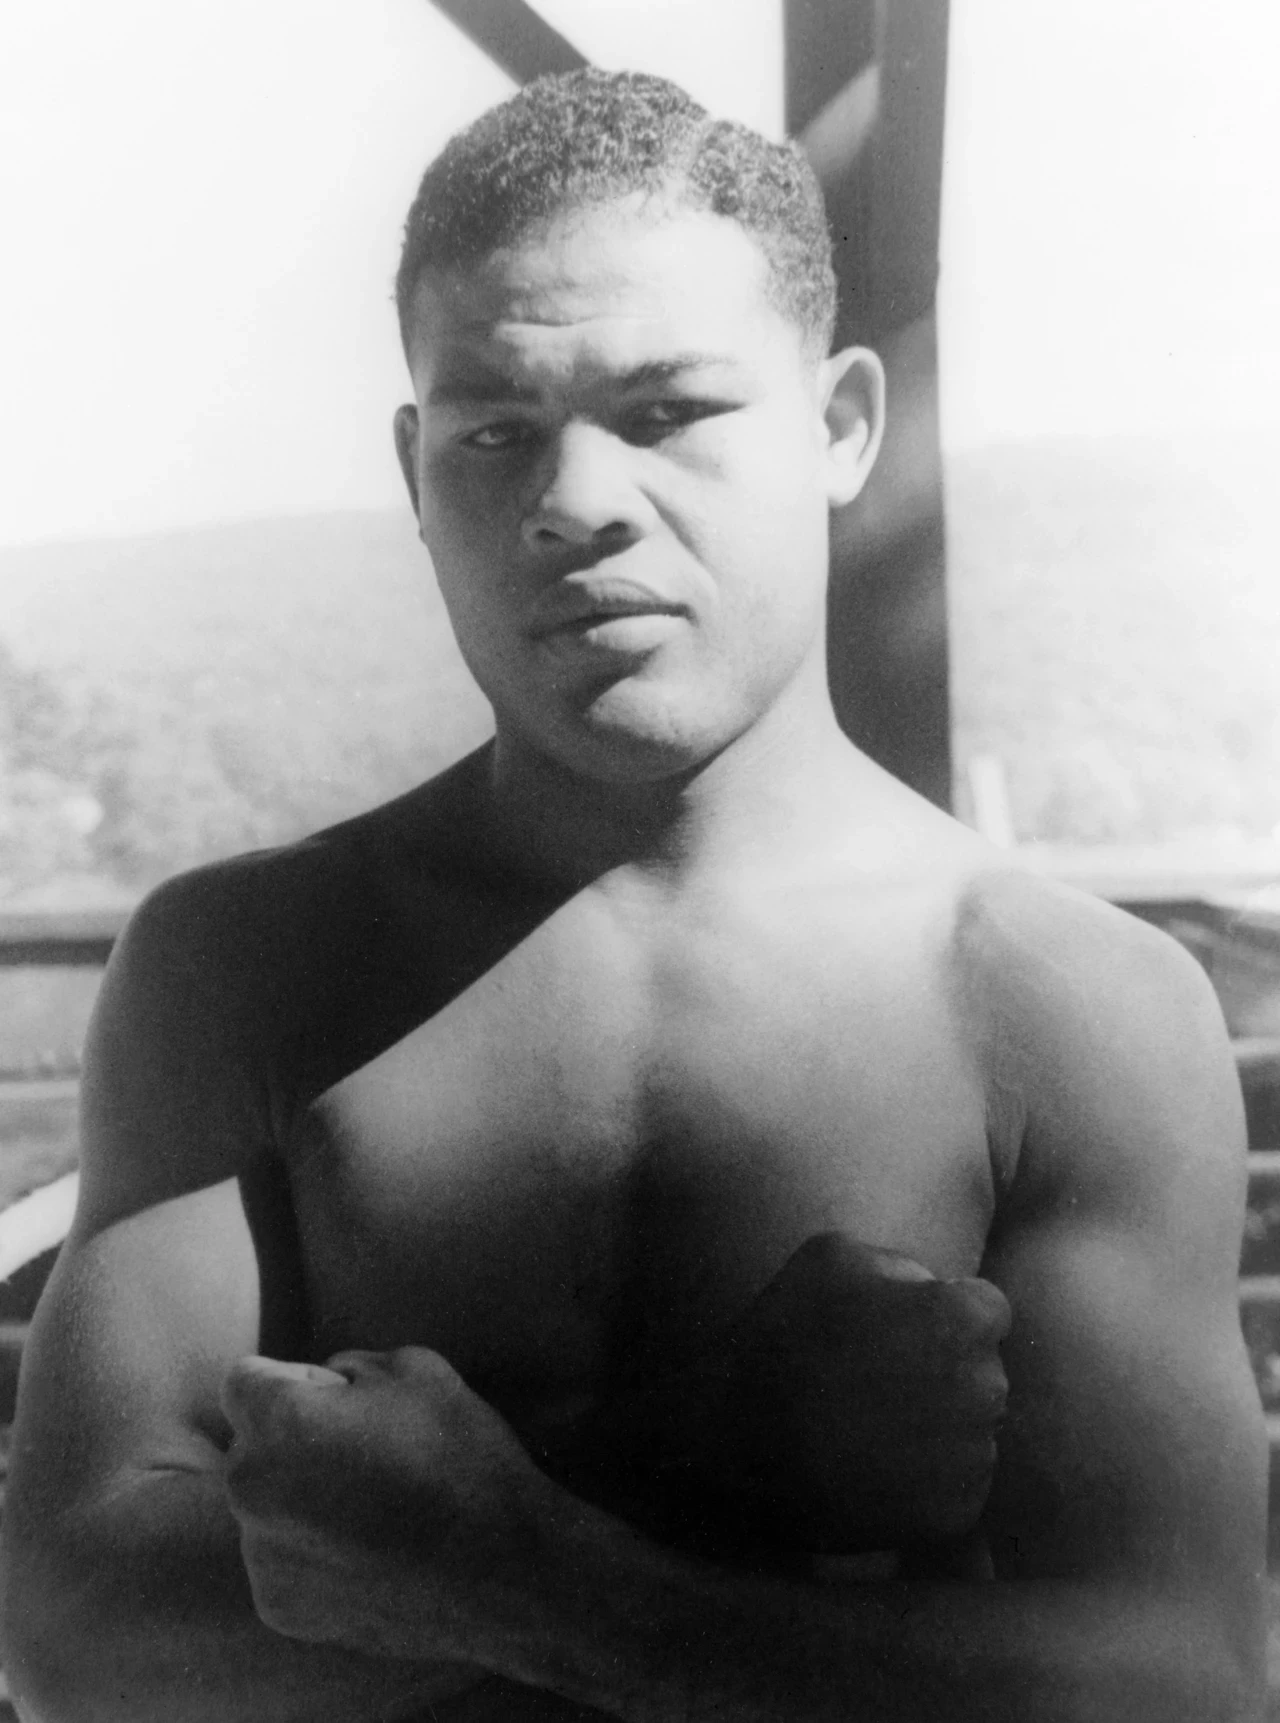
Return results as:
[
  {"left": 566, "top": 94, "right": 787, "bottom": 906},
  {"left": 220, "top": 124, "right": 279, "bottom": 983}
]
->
[{"left": 0, "top": 2, "right": 1278, "bottom": 1717}]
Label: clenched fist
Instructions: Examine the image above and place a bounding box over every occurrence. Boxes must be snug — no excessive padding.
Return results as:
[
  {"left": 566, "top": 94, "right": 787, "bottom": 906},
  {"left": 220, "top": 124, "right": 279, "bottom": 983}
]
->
[
  {"left": 558, "top": 1232, "right": 1011, "bottom": 1558},
  {"left": 221, "top": 1347, "right": 555, "bottom": 1665}
]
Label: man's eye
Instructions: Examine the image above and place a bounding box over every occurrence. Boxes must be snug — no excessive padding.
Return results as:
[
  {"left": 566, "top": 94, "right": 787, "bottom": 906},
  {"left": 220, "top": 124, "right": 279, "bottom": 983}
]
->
[
  {"left": 460, "top": 422, "right": 536, "bottom": 452},
  {"left": 623, "top": 400, "right": 730, "bottom": 444}
]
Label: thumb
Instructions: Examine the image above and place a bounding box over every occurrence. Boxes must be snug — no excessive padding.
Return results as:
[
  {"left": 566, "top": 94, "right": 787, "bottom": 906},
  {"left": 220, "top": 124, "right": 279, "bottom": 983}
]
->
[
  {"left": 863, "top": 1245, "right": 936, "bottom": 1284},
  {"left": 221, "top": 1355, "right": 348, "bottom": 1434},
  {"left": 771, "top": 1231, "right": 936, "bottom": 1294},
  {"left": 740, "top": 1232, "right": 937, "bottom": 1346},
  {"left": 229, "top": 1355, "right": 350, "bottom": 1389}
]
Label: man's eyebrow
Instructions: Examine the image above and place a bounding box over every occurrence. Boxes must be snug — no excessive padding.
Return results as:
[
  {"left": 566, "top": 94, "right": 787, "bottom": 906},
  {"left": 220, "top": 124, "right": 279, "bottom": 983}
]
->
[
  {"left": 614, "top": 356, "right": 740, "bottom": 390},
  {"left": 426, "top": 376, "right": 542, "bottom": 407},
  {"left": 426, "top": 355, "right": 740, "bottom": 408}
]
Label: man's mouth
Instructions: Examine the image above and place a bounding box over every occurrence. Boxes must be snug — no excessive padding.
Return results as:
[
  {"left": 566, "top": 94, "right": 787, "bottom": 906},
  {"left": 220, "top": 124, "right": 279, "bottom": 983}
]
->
[{"left": 526, "top": 577, "right": 688, "bottom": 641}]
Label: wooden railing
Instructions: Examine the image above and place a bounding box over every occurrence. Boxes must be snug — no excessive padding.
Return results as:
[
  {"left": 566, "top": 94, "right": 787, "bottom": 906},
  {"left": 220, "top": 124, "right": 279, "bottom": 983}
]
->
[{"left": 0, "top": 907, "right": 121, "bottom": 969}]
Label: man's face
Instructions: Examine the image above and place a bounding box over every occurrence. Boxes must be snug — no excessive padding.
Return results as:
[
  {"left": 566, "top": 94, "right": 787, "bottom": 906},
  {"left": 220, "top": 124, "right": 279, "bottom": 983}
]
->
[{"left": 397, "top": 201, "right": 873, "bottom": 782}]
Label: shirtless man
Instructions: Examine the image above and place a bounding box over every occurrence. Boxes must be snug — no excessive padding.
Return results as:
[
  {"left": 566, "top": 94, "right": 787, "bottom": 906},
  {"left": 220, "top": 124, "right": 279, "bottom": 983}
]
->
[{"left": 0, "top": 70, "right": 1266, "bottom": 1722}]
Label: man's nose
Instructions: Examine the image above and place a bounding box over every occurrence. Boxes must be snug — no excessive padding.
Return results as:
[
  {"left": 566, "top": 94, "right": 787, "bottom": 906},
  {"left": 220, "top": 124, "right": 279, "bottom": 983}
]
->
[{"left": 520, "top": 423, "right": 655, "bottom": 551}]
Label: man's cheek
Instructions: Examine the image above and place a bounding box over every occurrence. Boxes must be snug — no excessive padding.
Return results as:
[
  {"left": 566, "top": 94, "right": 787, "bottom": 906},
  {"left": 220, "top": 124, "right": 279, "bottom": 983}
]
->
[{"left": 427, "top": 461, "right": 523, "bottom": 538}]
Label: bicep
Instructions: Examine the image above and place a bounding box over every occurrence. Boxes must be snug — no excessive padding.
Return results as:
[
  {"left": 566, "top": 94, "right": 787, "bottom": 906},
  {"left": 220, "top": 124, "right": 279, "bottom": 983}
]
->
[
  {"left": 975, "top": 902, "right": 1266, "bottom": 1619},
  {"left": 983, "top": 1214, "right": 1265, "bottom": 1597},
  {"left": 18, "top": 1179, "right": 261, "bottom": 1501},
  {"left": 12, "top": 879, "right": 281, "bottom": 1517}
]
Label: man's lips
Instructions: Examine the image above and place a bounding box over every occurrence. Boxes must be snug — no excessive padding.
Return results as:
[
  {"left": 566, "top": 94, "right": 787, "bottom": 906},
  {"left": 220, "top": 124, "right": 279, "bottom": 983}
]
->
[{"left": 526, "top": 578, "right": 688, "bottom": 640}]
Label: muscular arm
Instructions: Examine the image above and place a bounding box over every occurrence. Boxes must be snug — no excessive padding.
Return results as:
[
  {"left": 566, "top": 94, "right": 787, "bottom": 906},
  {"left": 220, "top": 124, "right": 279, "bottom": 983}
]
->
[
  {"left": 232, "top": 877, "right": 1266, "bottom": 1722},
  {"left": 0, "top": 877, "right": 478, "bottom": 1723}
]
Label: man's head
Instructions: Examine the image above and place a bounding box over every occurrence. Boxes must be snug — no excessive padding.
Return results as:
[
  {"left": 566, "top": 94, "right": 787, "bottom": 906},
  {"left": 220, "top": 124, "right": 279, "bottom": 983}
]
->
[
  {"left": 394, "top": 71, "right": 883, "bottom": 787},
  {"left": 395, "top": 69, "right": 837, "bottom": 367}
]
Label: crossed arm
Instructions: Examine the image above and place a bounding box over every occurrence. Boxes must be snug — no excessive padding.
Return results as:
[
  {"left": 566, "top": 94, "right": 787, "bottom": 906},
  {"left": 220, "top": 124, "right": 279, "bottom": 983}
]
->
[{"left": 0, "top": 878, "right": 1268, "bottom": 1722}]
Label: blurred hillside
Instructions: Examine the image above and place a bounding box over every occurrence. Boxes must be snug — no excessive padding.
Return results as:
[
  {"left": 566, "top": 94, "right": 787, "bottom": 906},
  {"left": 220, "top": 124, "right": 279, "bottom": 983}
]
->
[
  {"left": 948, "top": 432, "right": 1280, "bottom": 845},
  {"left": 0, "top": 431, "right": 1277, "bottom": 902},
  {"left": 0, "top": 510, "right": 490, "bottom": 899}
]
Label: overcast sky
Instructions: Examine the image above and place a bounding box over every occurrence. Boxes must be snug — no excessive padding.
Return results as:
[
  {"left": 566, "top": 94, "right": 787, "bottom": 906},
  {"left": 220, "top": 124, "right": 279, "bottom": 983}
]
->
[
  {"left": 2, "top": 0, "right": 1278, "bottom": 547},
  {"left": 940, "top": 0, "right": 1280, "bottom": 452}
]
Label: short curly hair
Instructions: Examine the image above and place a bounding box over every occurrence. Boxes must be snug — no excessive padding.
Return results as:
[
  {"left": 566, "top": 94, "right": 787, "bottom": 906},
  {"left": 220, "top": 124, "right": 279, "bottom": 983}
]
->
[{"left": 396, "top": 69, "right": 837, "bottom": 362}]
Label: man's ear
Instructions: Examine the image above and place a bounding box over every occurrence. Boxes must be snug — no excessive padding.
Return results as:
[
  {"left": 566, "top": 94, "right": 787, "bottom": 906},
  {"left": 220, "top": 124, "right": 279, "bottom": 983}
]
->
[
  {"left": 819, "top": 346, "right": 885, "bottom": 509},
  {"left": 393, "top": 403, "right": 424, "bottom": 531}
]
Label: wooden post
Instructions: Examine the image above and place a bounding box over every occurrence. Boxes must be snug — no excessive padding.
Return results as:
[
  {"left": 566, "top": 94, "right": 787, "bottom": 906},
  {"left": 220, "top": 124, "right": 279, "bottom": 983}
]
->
[{"left": 786, "top": 0, "right": 953, "bottom": 809}]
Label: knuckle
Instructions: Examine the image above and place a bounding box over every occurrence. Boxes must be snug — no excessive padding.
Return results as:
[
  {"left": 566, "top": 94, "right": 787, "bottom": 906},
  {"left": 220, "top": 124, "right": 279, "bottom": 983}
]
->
[
  {"left": 949, "top": 1357, "right": 1009, "bottom": 1424},
  {"left": 977, "top": 1359, "right": 1010, "bottom": 1421},
  {"left": 395, "top": 1344, "right": 445, "bottom": 1374},
  {"left": 793, "top": 1231, "right": 867, "bottom": 1273},
  {"left": 402, "top": 1347, "right": 462, "bottom": 1396},
  {"left": 942, "top": 1277, "right": 1012, "bottom": 1347},
  {"left": 967, "top": 1429, "right": 1000, "bottom": 1474},
  {"left": 324, "top": 1348, "right": 384, "bottom": 1382},
  {"left": 964, "top": 1277, "right": 1013, "bottom": 1339}
]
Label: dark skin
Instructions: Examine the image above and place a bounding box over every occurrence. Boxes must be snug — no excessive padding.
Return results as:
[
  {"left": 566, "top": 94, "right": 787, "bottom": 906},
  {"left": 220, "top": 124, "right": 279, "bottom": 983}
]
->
[{"left": 0, "top": 202, "right": 1267, "bottom": 1722}]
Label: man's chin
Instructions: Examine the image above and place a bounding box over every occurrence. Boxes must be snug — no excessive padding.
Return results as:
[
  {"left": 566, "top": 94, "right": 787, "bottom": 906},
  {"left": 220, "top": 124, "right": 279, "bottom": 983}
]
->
[
  {"left": 493, "top": 687, "right": 731, "bottom": 788},
  {"left": 548, "top": 730, "right": 716, "bottom": 788},
  {"left": 558, "top": 685, "right": 739, "bottom": 783}
]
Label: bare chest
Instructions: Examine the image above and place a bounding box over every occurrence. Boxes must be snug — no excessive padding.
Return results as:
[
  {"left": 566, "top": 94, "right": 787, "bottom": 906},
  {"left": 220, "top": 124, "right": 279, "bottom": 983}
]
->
[{"left": 283, "top": 891, "right": 993, "bottom": 1423}]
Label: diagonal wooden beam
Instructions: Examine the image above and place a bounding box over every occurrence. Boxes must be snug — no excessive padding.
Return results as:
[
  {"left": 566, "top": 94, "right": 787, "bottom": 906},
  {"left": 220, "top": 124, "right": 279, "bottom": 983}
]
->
[
  {"left": 784, "top": 0, "right": 878, "bottom": 140},
  {"left": 426, "top": 0, "right": 588, "bottom": 85}
]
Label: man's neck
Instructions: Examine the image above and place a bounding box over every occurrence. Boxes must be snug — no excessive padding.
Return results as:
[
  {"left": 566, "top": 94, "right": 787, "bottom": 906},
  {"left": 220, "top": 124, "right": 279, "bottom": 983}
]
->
[{"left": 475, "top": 684, "right": 880, "bottom": 893}]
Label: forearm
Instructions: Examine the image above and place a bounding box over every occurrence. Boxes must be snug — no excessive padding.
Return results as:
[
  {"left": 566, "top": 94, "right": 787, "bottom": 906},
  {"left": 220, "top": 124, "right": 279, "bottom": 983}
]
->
[
  {"left": 488, "top": 1500, "right": 1256, "bottom": 1723},
  {"left": 1, "top": 1469, "right": 481, "bottom": 1723}
]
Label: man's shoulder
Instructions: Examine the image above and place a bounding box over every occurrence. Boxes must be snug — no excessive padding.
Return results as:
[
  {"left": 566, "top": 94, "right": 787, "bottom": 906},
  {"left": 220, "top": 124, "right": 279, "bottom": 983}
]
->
[
  {"left": 950, "top": 861, "right": 1219, "bottom": 1033},
  {"left": 83, "top": 763, "right": 487, "bottom": 1163},
  {"left": 816, "top": 791, "right": 1220, "bottom": 1063},
  {"left": 120, "top": 760, "right": 477, "bottom": 971},
  {"left": 102, "top": 759, "right": 485, "bottom": 1059},
  {"left": 949, "top": 862, "right": 1203, "bottom": 1009},
  {"left": 946, "top": 865, "right": 1243, "bottom": 1208}
]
